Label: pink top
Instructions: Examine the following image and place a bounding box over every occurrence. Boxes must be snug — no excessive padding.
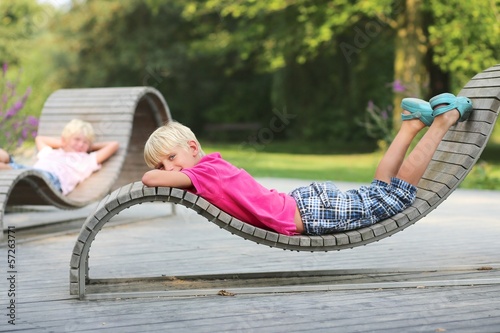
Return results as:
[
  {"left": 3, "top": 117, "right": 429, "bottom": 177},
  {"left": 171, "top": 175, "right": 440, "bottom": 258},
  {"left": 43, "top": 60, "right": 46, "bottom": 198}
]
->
[
  {"left": 34, "top": 147, "right": 101, "bottom": 195},
  {"left": 181, "top": 153, "right": 299, "bottom": 235}
]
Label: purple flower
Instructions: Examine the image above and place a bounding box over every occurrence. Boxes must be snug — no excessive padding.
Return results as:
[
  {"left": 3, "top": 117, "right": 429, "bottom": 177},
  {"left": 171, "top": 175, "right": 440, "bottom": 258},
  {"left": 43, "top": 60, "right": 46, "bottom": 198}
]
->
[
  {"left": 22, "top": 87, "right": 32, "bottom": 100},
  {"left": 5, "top": 109, "right": 15, "bottom": 118},
  {"left": 367, "top": 100, "right": 374, "bottom": 110},
  {"left": 1, "top": 64, "right": 35, "bottom": 151},
  {"left": 26, "top": 115, "right": 39, "bottom": 127},
  {"left": 391, "top": 80, "right": 406, "bottom": 92},
  {"left": 5, "top": 101, "right": 23, "bottom": 117}
]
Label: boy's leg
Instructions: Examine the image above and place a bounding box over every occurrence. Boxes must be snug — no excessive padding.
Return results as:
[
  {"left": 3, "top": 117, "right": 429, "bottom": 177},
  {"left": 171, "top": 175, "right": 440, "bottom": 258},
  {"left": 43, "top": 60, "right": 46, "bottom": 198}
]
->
[
  {"left": 374, "top": 113, "right": 426, "bottom": 184},
  {"left": 396, "top": 110, "right": 459, "bottom": 186}
]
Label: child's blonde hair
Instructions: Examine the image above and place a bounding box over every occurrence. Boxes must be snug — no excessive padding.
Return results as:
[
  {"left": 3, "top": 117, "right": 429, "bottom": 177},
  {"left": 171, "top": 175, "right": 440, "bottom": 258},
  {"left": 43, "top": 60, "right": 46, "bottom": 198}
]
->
[
  {"left": 61, "top": 119, "right": 95, "bottom": 143},
  {"left": 144, "top": 121, "right": 205, "bottom": 168}
]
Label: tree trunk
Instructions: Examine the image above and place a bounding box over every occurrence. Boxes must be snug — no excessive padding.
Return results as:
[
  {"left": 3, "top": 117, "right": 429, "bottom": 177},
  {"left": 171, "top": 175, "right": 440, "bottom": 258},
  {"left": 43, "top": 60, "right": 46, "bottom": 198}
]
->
[
  {"left": 392, "top": 0, "right": 428, "bottom": 128},
  {"left": 424, "top": 9, "right": 450, "bottom": 97}
]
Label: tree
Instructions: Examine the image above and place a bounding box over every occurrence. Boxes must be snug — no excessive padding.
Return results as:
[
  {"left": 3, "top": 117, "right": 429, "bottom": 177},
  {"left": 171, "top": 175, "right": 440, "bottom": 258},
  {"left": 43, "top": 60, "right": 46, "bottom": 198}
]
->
[
  {"left": 392, "top": 0, "right": 500, "bottom": 126},
  {"left": 159, "top": 0, "right": 397, "bottom": 144},
  {"left": 0, "top": 0, "right": 57, "bottom": 137},
  {"left": 427, "top": 0, "right": 499, "bottom": 90},
  {"left": 45, "top": 0, "right": 498, "bottom": 147},
  {"left": 0, "top": 0, "right": 52, "bottom": 65},
  {"left": 161, "top": 0, "right": 499, "bottom": 132}
]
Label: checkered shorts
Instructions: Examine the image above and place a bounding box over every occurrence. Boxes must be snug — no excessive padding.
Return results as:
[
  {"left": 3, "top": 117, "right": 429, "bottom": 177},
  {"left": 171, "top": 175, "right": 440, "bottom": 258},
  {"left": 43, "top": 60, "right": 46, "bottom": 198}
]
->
[{"left": 289, "top": 178, "right": 417, "bottom": 235}]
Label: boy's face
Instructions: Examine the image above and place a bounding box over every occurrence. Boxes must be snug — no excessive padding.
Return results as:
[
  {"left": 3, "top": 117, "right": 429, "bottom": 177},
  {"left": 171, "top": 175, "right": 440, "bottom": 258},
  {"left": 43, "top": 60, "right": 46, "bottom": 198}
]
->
[
  {"left": 62, "top": 133, "right": 91, "bottom": 153},
  {"left": 155, "top": 140, "right": 200, "bottom": 171}
]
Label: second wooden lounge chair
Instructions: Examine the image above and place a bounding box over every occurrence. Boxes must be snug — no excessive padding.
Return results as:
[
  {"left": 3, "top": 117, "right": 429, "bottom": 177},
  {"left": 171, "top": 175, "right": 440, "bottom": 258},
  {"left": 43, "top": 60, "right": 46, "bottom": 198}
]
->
[{"left": 0, "top": 86, "right": 172, "bottom": 239}]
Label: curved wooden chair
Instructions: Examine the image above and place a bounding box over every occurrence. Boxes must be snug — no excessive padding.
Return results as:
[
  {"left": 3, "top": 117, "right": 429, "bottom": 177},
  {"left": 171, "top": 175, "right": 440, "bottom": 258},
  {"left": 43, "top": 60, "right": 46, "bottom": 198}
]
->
[
  {"left": 0, "top": 87, "right": 172, "bottom": 237},
  {"left": 70, "top": 65, "right": 499, "bottom": 298}
]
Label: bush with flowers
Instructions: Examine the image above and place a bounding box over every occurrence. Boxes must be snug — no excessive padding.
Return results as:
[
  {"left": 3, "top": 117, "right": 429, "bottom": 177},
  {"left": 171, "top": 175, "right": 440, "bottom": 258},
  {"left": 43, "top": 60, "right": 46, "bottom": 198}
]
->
[
  {"left": 0, "top": 62, "right": 38, "bottom": 153},
  {"left": 356, "top": 80, "right": 414, "bottom": 152},
  {"left": 357, "top": 100, "right": 394, "bottom": 152}
]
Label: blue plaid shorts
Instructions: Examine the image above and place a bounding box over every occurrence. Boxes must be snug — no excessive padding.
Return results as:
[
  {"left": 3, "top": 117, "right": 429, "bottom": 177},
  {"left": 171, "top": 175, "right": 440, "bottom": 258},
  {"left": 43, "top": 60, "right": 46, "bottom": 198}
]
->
[{"left": 289, "top": 178, "right": 417, "bottom": 235}]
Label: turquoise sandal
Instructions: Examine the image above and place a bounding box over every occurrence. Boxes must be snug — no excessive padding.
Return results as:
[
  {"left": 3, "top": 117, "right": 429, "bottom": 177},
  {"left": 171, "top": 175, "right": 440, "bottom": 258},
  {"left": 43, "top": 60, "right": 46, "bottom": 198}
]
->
[
  {"left": 401, "top": 97, "right": 434, "bottom": 126},
  {"left": 430, "top": 93, "right": 473, "bottom": 122}
]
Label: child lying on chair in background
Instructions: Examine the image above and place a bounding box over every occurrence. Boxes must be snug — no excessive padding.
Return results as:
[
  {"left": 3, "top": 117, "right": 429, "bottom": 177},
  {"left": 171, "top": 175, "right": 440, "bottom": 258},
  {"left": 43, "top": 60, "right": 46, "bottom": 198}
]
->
[
  {"left": 0, "top": 119, "right": 119, "bottom": 195},
  {"left": 141, "top": 93, "right": 472, "bottom": 236}
]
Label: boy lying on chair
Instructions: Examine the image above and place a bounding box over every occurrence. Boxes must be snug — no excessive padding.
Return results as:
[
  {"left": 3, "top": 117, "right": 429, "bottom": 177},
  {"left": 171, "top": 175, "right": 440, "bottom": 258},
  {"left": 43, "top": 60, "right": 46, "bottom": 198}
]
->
[
  {"left": 0, "top": 119, "right": 119, "bottom": 195},
  {"left": 142, "top": 93, "right": 472, "bottom": 235}
]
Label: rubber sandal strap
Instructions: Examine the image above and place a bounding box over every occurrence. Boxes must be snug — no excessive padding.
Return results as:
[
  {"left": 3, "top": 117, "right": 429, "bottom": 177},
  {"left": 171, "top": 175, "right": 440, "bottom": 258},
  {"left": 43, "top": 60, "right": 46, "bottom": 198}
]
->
[
  {"left": 430, "top": 93, "right": 457, "bottom": 116},
  {"left": 433, "top": 103, "right": 457, "bottom": 117},
  {"left": 401, "top": 112, "right": 421, "bottom": 121},
  {"left": 430, "top": 93, "right": 456, "bottom": 108}
]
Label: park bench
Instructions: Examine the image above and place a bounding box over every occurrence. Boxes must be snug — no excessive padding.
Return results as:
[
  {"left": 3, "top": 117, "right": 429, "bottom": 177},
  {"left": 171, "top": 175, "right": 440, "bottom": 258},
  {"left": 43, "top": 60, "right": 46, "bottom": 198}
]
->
[
  {"left": 0, "top": 87, "right": 172, "bottom": 240},
  {"left": 70, "top": 65, "right": 499, "bottom": 299}
]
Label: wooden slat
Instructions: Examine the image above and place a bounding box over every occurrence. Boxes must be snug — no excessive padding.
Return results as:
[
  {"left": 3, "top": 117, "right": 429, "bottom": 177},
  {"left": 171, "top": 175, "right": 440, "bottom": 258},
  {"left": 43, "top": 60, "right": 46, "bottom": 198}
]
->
[{"left": 464, "top": 77, "right": 500, "bottom": 87}]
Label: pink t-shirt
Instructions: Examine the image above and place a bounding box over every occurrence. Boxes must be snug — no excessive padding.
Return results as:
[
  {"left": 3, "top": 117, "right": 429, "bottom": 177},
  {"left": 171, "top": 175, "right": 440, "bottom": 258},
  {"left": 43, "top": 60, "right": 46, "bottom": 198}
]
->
[
  {"left": 181, "top": 153, "right": 299, "bottom": 235},
  {"left": 33, "top": 147, "right": 101, "bottom": 195}
]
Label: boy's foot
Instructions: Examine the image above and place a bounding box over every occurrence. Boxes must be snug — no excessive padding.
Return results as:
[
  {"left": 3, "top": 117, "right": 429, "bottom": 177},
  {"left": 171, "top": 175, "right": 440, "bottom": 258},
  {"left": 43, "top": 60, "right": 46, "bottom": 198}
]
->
[
  {"left": 401, "top": 97, "right": 434, "bottom": 126},
  {"left": 430, "top": 93, "right": 473, "bottom": 123},
  {"left": 0, "top": 149, "right": 10, "bottom": 164}
]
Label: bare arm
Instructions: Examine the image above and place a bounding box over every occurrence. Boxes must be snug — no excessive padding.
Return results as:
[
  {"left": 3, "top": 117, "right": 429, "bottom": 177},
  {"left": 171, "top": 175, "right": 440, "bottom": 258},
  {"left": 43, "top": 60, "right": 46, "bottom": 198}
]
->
[
  {"left": 35, "top": 136, "right": 118, "bottom": 164},
  {"left": 142, "top": 169, "right": 193, "bottom": 188},
  {"left": 91, "top": 141, "right": 119, "bottom": 164},
  {"left": 35, "top": 136, "right": 62, "bottom": 150}
]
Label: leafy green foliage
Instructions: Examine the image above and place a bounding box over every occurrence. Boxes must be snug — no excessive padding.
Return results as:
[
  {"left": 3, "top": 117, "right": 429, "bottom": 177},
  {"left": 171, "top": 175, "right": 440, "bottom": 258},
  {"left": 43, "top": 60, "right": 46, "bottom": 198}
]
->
[
  {"left": 0, "top": 0, "right": 48, "bottom": 65},
  {"left": 357, "top": 101, "right": 394, "bottom": 151},
  {"left": 461, "top": 161, "right": 500, "bottom": 190},
  {"left": 427, "top": 0, "right": 500, "bottom": 89},
  {"left": 3, "top": 0, "right": 499, "bottom": 156}
]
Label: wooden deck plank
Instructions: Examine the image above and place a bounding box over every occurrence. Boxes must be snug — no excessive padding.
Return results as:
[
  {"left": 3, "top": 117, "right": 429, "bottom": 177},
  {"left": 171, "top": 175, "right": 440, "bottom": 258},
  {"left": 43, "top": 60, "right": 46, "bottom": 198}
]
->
[{"left": 5, "top": 285, "right": 500, "bottom": 332}]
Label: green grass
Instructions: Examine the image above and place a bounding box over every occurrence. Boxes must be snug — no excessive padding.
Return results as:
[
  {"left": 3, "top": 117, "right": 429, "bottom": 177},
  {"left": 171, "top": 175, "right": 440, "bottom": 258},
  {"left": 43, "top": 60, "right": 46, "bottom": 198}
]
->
[
  {"left": 460, "top": 143, "right": 500, "bottom": 190},
  {"left": 202, "top": 141, "right": 500, "bottom": 190}
]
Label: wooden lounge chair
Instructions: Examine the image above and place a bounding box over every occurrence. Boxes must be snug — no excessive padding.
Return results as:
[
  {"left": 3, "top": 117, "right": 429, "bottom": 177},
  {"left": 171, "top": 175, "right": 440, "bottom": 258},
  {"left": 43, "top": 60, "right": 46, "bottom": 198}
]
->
[
  {"left": 0, "top": 86, "right": 172, "bottom": 238},
  {"left": 70, "top": 65, "right": 499, "bottom": 298}
]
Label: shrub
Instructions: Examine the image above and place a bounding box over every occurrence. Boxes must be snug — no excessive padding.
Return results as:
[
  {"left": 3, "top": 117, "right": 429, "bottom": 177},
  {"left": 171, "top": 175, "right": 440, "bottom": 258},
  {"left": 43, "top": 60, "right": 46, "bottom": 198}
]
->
[{"left": 0, "top": 62, "right": 38, "bottom": 153}]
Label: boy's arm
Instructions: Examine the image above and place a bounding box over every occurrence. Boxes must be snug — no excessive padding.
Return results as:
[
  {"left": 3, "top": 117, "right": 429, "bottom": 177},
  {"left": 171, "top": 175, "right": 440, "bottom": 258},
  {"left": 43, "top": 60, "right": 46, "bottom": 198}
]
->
[
  {"left": 91, "top": 141, "right": 119, "bottom": 164},
  {"left": 142, "top": 169, "right": 193, "bottom": 188},
  {"left": 35, "top": 136, "right": 62, "bottom": 151}
]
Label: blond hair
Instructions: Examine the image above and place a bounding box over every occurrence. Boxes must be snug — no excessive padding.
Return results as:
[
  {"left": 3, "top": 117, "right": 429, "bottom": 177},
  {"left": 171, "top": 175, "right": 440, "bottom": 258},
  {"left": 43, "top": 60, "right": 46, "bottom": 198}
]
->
[
  {"left": 61, "top": 119, "right": 95, "bottom": 143},
  {"left": 144, "top": 121, "right": 205, "bottom": 168}
]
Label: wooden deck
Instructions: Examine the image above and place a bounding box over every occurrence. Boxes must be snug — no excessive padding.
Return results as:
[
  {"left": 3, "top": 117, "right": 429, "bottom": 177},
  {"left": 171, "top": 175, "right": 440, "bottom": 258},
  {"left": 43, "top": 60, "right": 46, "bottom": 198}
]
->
[{"left": 2, "top": 178, "right": 500, "bottom": 332}]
